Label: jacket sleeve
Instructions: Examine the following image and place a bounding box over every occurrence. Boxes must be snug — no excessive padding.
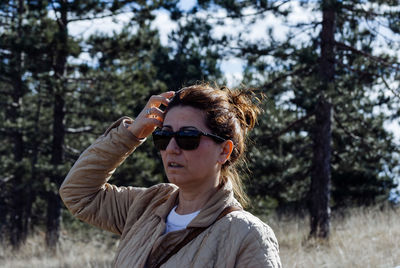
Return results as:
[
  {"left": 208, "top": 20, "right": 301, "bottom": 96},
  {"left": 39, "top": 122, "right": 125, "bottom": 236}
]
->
[
  {"left": 235, "top": 223, "right": 282, "bottom": 268},
  {"left": 59, "top": 116, "right": 148, "bottom": 235}
]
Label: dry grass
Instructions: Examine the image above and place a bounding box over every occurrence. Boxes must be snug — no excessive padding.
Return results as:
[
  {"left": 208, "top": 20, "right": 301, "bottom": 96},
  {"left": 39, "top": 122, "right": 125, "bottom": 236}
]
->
[
  {"left": 1, "top": 205, "right": 399, "bottom": 267},
  {"left": 0, "top": 229, "right": 118, "bottom": 267},
  {"left": 264, "top": 205, "right": 400, "bottom": 268}
]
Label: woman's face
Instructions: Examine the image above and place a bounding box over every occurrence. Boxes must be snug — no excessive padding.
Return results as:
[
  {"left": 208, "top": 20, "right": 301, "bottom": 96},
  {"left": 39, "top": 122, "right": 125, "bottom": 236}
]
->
[{"left": 160, "top": 106, "right": 224, "bottom": 190}]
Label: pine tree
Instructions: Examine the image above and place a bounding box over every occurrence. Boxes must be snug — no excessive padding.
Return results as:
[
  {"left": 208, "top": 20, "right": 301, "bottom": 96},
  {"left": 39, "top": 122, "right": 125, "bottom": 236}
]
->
[
  {"left": 0, "top": 0, "right": 182, "bottom": 249},
  {"left": 189, "top": 0, "right": 400, "bottom": 238},
  {"left": 0, "top": 0, "right": 52, "bottom": 249}
]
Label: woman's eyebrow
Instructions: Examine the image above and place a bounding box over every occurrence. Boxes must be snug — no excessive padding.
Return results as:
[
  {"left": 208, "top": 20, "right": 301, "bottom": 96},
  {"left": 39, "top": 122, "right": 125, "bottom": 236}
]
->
[
  {"left": 180, "top": 126, "right": 198, "bottom": 131},
  {"left": 161, "top": 126, "right": 198, "bottom": 131}
]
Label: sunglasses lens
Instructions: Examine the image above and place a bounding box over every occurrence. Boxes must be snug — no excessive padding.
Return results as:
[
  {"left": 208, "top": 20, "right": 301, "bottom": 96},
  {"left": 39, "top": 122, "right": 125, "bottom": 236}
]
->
[
  {"left": 152, "top": 131, "right": 172, "bottom": 150},
  {"left": 152, "top": 130, "right": 202, "bottom": 150},
  {"left": 176, "top": 132, "right": 201, "bottom": 150}
]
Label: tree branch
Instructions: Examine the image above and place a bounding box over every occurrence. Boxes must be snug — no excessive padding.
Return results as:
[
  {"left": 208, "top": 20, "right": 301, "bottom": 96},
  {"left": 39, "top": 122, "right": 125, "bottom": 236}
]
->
[
  {"left": 336, "top": 41, "right": 400, "bottom": 71},
  {"left": 381, "top": 75, "right": 400, "bottom": 100},
  {"left": 341, "top": 4, "right": 384, "bottom": 17},
  {"left": 64, "top": 144, "right": 81, "bottom": 156},
  {"left": 333, "top": 113, "right": 361, "bottom": 141},
  {"left": 66, "top": 77, "right": 97, "bottom": 83},
  {"left": 67, "top": 11, "right": 129, "bottom": 23},
  {"left": 0, "top": 176, "right": 13, "bottom": 186},
  {"left": 236, "top": 0, "right": 290, "bottom": 17},
  {"left": 65, "top": 126, "right": 94, "bottom": 134},
  {"left": 261, "top": 66, "right": 311, "bottom": 90},
  {"left": 336, "top": 61, "right": 400, "bottom": 101},
  {"left": 204, "top": 0, "right": 290, "bottom": 20},
  {"left": 50, "top": 0, "right": 63, "bottom": 28},
  {"left": 265, "top": 111, "right": 315, "bottom": 140}
]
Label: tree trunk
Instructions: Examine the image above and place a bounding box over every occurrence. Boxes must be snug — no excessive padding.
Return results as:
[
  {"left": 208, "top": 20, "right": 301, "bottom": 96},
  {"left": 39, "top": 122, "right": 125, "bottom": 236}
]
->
[
  {"left": 9, "top": 0, "right": 28, "bottom": 250},
  {"left": 26, "top": 80, "right": 43, "bottom": 240},
  {"left": 45, "top": 1, "right": 68, "bottom": 250},
  {"left": 46, "top": 93, "right": 65, "bottom": 250},
  {"left": 45, "top": 187, "right": 62, "bottom": 249},
  {"left": 309, "top": 0, "right": 335, "bottom": 239},
  {"left": 309, "top": 99, "right": 332, "bottom": 238}
]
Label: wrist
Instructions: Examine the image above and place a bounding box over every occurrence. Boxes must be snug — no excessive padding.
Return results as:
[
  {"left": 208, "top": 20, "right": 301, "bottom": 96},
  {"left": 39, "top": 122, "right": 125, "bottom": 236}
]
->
[{"left": 123, "top": 119, "right": 146, "bottom": 140}]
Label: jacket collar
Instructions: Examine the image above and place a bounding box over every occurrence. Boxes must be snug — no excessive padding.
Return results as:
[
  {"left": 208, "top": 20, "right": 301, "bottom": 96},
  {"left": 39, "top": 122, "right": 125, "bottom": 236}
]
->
[
  {"left": 153, "top": 181, "right": 241, "bottom": 228},
  {"left": 154, "top": 186, "right": 179, "bottom": 221},
  {"left": 187, "top": 180, "right": 241, "bottom": 228}
]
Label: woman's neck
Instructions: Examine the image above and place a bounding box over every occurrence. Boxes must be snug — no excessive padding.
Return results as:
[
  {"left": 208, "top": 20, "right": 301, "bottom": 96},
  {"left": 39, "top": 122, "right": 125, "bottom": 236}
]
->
[{"left": 176, "top": 183, "right": 219, "bottom": 215}]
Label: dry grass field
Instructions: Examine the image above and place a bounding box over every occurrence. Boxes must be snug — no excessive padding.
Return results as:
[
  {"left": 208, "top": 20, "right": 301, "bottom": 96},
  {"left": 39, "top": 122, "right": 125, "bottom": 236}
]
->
[
  {"left": 266, "top": 205, "right": 400, "bottom": 268},
  {"left": 1, "top": 205, "right": 399, "bottom": 268}
]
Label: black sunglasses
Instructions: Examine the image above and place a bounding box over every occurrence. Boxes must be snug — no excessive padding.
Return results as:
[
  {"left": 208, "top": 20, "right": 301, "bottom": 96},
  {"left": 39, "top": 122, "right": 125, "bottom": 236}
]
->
[{"left": 152, "top": 128, "right": 226, "bottom": 151}]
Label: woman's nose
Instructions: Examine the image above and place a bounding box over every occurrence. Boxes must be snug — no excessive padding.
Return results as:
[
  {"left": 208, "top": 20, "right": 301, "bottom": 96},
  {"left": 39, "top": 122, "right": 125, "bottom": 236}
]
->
[{"left": 165, "top": 137, "right": 181, "bottom": 153}]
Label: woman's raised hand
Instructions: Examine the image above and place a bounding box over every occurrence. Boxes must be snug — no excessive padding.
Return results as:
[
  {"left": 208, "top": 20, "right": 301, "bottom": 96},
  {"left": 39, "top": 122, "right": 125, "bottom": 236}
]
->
[{"left": 127, "top": 91, "right": 175, "bottom": 139}]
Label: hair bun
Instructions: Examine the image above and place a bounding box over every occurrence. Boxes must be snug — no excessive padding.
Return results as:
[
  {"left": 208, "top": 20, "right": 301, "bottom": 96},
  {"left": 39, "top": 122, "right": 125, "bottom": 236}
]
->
[{"left": 223, "top": 87, "right": 262, "bottom": 132}]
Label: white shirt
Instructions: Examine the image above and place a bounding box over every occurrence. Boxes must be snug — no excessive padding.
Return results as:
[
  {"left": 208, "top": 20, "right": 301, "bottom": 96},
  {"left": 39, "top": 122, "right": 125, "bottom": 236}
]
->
[{"left": 165, "top": 206, "right": 200, "bottom": 234}]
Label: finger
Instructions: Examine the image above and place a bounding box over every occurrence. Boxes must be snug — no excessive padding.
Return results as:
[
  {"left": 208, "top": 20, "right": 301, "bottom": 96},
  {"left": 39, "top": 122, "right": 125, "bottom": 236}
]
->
[
  {"left": 160, "top": 91, "right": 175, "bottom": 99},
  {"left": 148, "top": 92, "right": 175, "bottom": 108},
  {"left": 148, "top": 95, "right": 170, "bottom": 108},
  {"left": 145, "top": 107, "right": 165, "bottom": 120}
]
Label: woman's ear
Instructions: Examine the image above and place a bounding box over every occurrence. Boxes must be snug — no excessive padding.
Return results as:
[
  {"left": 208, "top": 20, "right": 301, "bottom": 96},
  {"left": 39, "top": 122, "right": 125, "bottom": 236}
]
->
[{"left": 218, "top": 140, "right": 233, "bottom": 165}]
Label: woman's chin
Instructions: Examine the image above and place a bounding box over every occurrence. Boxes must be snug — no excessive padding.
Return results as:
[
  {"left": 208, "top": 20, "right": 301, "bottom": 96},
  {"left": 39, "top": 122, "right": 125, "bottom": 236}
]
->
[
  {"left": 167, "top": 175, "right": 189, "bottom": 187},
  {"left": 167, "top": 176, "right": 181, "bottom": 185}
]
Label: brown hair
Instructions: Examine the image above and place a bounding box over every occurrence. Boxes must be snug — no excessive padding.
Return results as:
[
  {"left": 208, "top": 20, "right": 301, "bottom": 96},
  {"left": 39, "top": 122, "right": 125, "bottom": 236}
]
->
[{"left": 166, "top": 83, "right": 261, "bottom": 207}]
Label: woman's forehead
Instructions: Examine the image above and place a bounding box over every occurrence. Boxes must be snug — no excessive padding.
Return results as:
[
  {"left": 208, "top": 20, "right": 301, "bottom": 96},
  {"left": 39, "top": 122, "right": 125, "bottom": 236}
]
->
[{"left": 163, "top": 106, "right": 208, "bottom": 131}]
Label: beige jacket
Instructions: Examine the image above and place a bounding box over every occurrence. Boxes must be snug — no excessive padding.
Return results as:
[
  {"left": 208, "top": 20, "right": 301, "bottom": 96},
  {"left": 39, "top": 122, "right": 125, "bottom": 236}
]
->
[{"left": 59, "top": 117, "right": 281, "bottom": 268}]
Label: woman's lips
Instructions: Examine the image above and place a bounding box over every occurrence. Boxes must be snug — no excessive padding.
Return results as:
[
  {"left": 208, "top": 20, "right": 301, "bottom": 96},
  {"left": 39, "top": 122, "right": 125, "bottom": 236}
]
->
[{"left": 168, "top": 161, "right": 183, "bottom": 168}]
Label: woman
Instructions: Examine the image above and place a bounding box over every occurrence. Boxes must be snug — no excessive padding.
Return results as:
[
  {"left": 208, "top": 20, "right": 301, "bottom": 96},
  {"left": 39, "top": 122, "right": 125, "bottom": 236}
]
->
[{"left": 59, "top": 84, "right": 281, "bottom": 268}]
